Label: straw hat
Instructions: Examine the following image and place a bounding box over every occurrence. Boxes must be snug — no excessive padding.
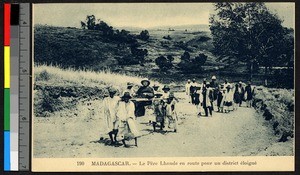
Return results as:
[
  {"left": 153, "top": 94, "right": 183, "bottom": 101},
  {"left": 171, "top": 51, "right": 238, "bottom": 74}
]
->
[
  {"left": 108, "top": 87, "right": 117, "bottom": 94},
  {"left": 120, "top": 92, "right": 132, "bottom": 100},
  {"left": 141, "top": 78, "right": 150, "bottom": 85},
  {"left": 162, "top": 85, "right": 170, "bottom": 91},
  {"left": 127, "top": 82, "right": 134, "bottom": 87}
]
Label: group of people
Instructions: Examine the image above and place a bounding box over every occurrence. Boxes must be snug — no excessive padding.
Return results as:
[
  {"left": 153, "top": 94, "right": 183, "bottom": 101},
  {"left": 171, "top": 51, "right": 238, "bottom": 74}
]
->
[
  {"left": 101, "top": 78, "right": 178, "bottom": 148},
  {"left": 101, "top": 76, "right": 255, "bottom": 148},
  {"left": 185, "top": 76, "right": 255, "bottom": 117}
]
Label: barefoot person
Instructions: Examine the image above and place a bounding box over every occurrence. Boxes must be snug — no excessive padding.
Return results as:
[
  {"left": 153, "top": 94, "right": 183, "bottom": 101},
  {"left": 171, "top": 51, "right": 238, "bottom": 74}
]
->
[
  {"left": 102, "top": 87, "right": 120, "bottom": 144},
  {"left": 244, "top": 81, "right": 255, "bottom": 108},
  {"left": 185, "top": 79, "right": 192, "bottom": 103},
  {"left": 233, "top": 83, "right": 241, "bottom": 110},
  {"left": 152, "top": 97, "right": 165, "bottom": 131},
  {"left": 164, "top": 92, "right": 178, "bottom": 132},
  {"left": 116, "top": 92, "right": 140, "bottom": 147},
  {"left": 201, "top": 82, "right": 213, "bottom": 117},
  {"left": 217, "top": 85, "right": 225, "bottom": 113},
  {"left": 223, "top": 84, "right": 234, "bottom": 113}
]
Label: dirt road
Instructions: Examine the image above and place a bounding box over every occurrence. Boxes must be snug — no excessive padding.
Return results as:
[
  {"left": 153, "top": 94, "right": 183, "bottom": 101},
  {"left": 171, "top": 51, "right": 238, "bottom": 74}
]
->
[{"left": 33, "top": 92, "right": 293, "bottom": 158}]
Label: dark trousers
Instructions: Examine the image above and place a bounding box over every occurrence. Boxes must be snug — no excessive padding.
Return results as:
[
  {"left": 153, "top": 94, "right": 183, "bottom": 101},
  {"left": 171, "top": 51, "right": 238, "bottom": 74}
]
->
[
  {"left": 204, "top": 107, "right": 212, "bottom": 116},
  {"left": 134, "top": 101, "right": 152, "bottom": 117},
  {"left": 191, "top": 94, "right": 195, "bottom": 104},
  {"left": 203, "top": 102, "right": 213, "bottom": 116}
]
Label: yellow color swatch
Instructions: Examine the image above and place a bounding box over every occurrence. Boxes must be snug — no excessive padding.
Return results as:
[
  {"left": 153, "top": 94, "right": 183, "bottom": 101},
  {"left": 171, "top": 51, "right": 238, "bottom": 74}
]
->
[{"left": 4, "top": 46, "right": 10, "bottom": 88}]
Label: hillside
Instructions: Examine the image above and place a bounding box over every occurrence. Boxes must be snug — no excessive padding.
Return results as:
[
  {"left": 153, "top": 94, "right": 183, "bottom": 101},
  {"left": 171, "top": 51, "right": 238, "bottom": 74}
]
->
[
  {"left": 34, "top": 25, "right": 218, "bottom": 77},
  {"left": 34, "top": 25, "right": 132, "bottom": 69},
  {"left": 34, "top": 25, "right": 293, "bottom": 87}
]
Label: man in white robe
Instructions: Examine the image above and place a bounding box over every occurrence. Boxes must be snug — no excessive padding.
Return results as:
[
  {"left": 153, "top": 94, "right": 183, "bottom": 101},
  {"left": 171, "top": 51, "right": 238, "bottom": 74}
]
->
[{"left": 102, "top": 87, "right": 120, "bottom": 144}]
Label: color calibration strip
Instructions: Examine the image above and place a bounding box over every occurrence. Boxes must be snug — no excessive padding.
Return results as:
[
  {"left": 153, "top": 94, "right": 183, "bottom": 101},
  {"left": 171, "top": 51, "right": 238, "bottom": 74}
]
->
[
  {"left": 4, "top": 3, "right": 11, "bottom": 171},
  {"left": 4, "top": 3, "right": 22, "bottom": 171}
]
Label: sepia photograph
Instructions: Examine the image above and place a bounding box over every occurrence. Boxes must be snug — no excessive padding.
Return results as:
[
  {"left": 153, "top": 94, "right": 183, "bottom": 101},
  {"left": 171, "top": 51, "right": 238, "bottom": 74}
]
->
[{"left": 32, "top": 2, "right": 294, "bottom": 166}]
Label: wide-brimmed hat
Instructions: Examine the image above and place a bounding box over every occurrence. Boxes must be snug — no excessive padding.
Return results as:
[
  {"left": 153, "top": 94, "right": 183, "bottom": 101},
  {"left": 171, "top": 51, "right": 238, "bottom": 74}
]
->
[
  {"left": 153, "top": 84, "right": 159, "bottom": 88},
  {"left": 206, "top": 82, "right": 210, "bottom": 85},
  {"left": 239, "top": 81, "right": 243, "bottom": 84},
  {"left": 162, "top": 85, "right": 170, "bottom": 91},
  {"left": 108, "top": 87, "right": 117, "bottom": 94},
  {"left": 212, "top": 76, "right": 216, "bottom": 80},
  {"left": 141, "top": 78, "right": 150, "bottom": 85},
  {"left": 187, "top": 79, "right": 191, "bottom": 82},
  {"left": 121, "top": 92, "right": 132, "bottom": 99},
  {"left": 127, "top": 82, "right": 134, "bottom": 87}
]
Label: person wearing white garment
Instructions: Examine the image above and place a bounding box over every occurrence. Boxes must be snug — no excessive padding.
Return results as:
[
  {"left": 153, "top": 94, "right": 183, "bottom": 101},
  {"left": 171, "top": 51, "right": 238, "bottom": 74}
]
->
[
  {"left": 185, "top": 79, "right": 192, "bottom": 103},
  {"left": 190, "top": 79, "right": 200, "bottom": 105},
  {"left": 223, "top": 84, "right": 234, "bottom": 113},
  {"left": 102, "top": 87, "right": 120, "bottom": 145},
  {"left": 116, "top": 92, "right": 140, "bottom": 148},
  {"left": 164, "top": 92, "right": 178, "bottom": 132},
  {"left": 161, "top": 85, "right": 171, "bottom": 99}
]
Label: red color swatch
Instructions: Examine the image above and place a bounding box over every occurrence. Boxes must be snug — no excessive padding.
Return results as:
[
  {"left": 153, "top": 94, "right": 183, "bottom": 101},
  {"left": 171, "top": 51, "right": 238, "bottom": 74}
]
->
[{"left": 4, "top": 3, "right": 11, "bottom": 46}]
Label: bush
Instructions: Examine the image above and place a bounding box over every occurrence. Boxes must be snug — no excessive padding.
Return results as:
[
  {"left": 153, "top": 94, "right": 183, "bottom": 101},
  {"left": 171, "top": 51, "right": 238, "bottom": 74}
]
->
[
  {"left": 178, "top": 52, "right": 207, "bottom": 73},
  {"left": 139, "top": 30, "right": 150, "bottom": 41},
  {"left": 163, "top": 35, "right": 172, "bottom": 40},
  {"left": 253, "top": 87, "right": 294, "bottom": 142},
  {"left": 36, "top": 70, "right": 51, "bottom": 81},
  {"left": 155, "top": 55, "right": 173, "bottom": 71}
]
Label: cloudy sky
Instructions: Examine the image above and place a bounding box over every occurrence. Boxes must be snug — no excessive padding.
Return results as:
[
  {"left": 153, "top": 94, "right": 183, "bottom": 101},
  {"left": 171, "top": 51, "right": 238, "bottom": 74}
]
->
[{"left": 34, "top": 3, "right": 295, "bottom": 29}]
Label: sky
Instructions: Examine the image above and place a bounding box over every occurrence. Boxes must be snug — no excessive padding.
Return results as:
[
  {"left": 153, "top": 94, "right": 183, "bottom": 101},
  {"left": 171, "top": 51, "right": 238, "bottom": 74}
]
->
[{"left": 34, "top": 3, "right": 295, "bottom": 29}]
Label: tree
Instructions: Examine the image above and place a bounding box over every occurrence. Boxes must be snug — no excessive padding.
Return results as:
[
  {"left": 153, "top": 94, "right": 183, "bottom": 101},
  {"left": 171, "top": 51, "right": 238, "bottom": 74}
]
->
[
  {"left": 155, "top": 55, "right": 173, "bottom": 71},
  {"left": 167, "top": 55, "right": 174, "bottom": 62},
  {"left": 139, "top": 30, "right": 150, "bottom": 41},
  {"left": 209, "top": 2, "right": 288, "bottom": 84},
  {"left": 178, "top": 52, "right": 207, "bottom": 73},
  {"left": 94, "top": 20, "right": 114, "bottom": 36},
  {"left": 194, "top": 53, "right": 207, "bottom": 65},
  {"left": 181, "top": 51, "right": 190, "bottom": 61},
  {"left": 80, "top": 21, "right": 86, "bottom": 29},
  {"left": 84, "top": 15, "right": 96, "bottom": 30}
]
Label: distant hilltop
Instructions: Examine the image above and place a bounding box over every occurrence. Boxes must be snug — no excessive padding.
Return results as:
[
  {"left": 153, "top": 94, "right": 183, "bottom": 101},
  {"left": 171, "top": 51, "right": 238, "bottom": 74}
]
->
[{"left": 119, "top": 24, "right": 210, "bottom": 32}]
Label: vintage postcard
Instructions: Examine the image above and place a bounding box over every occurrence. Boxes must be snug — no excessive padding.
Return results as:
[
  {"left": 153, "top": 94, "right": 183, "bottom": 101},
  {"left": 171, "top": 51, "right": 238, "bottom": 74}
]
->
[{"left": 31, "top": 2, "right": 295, "bottom": 172}]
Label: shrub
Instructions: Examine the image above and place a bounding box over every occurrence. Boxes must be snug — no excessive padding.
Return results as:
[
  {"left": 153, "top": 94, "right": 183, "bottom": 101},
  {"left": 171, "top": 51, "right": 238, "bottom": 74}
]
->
[
  {"left": 139, "top": 30, "right": 150, "bottom": 41},
  {"left": 253, "top": 87, "right": 294, "bottom": 142},
  {"left": 155, "top": 55, "right": 173, "bottom": 71},
  {"left": 178, "top": 52, "right": 207, "bottom": 73}
]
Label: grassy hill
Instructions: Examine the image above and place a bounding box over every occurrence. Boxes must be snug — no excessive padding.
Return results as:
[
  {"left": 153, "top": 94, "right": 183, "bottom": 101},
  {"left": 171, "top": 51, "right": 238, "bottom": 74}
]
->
[
  {"left": 34, "top": 25, "right": 132, "bottom": 70},
  {"left": 34, "top": 25, "right": 219, "bottom": 80},
  {"left": 34, "top": 25, "right": 293, "bottom": 87}
]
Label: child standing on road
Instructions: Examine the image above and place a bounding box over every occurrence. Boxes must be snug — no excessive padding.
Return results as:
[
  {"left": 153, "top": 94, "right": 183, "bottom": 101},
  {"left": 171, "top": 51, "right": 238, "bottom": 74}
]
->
[{"left": 164, "top": 92, "right": 178, "bottom": 132}]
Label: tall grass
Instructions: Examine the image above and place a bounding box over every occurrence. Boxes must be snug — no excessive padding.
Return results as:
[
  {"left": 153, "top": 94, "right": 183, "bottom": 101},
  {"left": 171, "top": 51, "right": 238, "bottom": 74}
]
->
[{"left": 35, "top": 64, "right": 160, "bottom": 92}]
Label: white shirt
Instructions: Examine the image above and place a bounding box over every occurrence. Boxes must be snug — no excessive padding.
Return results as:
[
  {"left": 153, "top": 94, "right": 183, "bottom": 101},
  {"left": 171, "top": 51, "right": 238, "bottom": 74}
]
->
[
  {"left": 103, "top": 96, "right": 120, "bottom": 121},
  {"left": 161, "top": 91, "right": 170, "bottom": 100},
  {"left": 185, "top": 83, "right": 191, "bottom": 95},
  {"left": 223, "top": 89, "right": 234, "bottom": 102},
  {"left": 116, "top": 101, "right": 135, "bottom": 121}
]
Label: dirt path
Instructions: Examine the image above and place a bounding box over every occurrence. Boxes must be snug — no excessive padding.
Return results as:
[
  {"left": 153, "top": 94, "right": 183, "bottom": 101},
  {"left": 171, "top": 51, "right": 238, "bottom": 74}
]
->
[{"left": 33, "top": 92, "right": 293, "bottom": 158}]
